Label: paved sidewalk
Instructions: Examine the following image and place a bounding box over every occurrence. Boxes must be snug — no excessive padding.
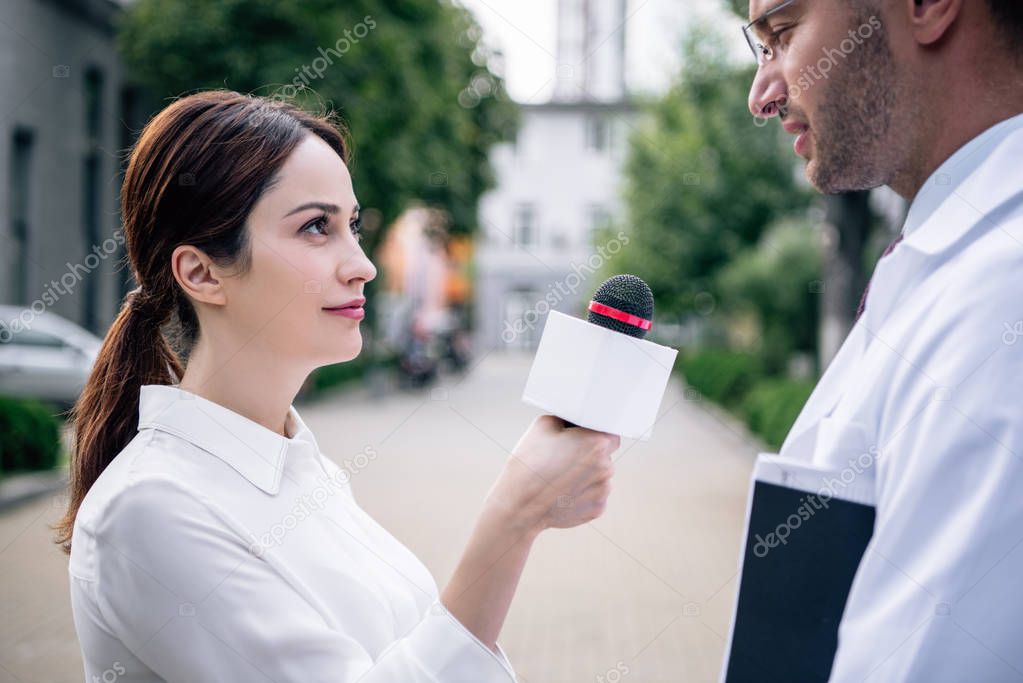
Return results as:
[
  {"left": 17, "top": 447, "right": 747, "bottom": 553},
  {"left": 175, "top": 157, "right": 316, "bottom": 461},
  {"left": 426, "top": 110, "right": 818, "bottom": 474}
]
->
[
  {"left": 0, "top": 351, "right": 761, "bottom": 682},
  {"left": 0, "top": 471, "right": 67, "bottom": 514}
]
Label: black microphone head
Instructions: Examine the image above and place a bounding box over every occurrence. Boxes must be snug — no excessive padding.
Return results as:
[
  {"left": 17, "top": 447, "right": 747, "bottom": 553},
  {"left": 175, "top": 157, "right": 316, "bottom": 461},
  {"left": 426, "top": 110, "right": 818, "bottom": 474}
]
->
[{"left": 587, "top": 274, "right": 654, "bottom": 339}]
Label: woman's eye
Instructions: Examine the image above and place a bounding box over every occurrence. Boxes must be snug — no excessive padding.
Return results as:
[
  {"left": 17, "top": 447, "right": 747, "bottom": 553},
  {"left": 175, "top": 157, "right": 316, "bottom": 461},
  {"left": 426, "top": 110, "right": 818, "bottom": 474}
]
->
[
  {"left": 300, "top": 215, "right": 329, "bottom": 236},
  {"left": 350, "top": 217, "right": 363, "bottom": 242}
]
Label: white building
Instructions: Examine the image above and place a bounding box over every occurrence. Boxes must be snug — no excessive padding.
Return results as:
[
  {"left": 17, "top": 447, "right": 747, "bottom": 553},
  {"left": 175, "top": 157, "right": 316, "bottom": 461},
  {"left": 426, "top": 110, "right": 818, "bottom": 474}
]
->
[{"left": 475, "top": 0, "right": 638, "bottom": 351}]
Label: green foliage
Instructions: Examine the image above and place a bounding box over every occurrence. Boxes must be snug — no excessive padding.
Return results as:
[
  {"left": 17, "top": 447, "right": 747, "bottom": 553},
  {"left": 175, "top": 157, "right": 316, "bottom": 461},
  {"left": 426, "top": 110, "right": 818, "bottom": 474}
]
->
[
  {"left": 716, "top": 218, "right": 821, "bottom": 374},
  {"left": 306, "top": 358, "right": 369, "bottom": 394},
  {"left": 679, "top": 348, "right": 762, "bottom": 409},
  {"left": 623, "top": 8, "right": 821, "bottom": 449},
  {"left": 118, "top": 0, "right": 518, "bottom": 250},
  {"left": 611, "top": 24, "right": 811, "bottom": 318},
  {"left": 726, "top": 0, "right": 749, "bottom": 19},
  {"left": 0, "top": 397, "right": 61, "bottom": 474},
  {"left": 679, "top": 349, "right": 813, "bottom": 448},
  {"left": 740, "top": 378, "right": 815, "bottom": 450},
  {"left": 305, "top": 352, "right": 400, "bottom": 396}
]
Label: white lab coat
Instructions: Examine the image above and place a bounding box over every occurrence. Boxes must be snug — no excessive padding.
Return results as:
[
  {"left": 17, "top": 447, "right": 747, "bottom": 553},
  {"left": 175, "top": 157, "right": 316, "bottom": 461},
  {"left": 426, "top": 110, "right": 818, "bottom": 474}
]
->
[
  {"left": 776, "top": 112, "right": 1023, "bottom": 681},
  {"left": 69, "top": 384, "right": 517, "bottom": 682}
]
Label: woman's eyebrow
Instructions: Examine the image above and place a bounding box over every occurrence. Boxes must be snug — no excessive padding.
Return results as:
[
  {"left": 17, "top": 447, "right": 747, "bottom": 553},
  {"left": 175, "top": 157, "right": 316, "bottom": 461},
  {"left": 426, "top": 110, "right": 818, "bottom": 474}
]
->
[{"left": 283, "top": 201, "right": 341, "bottom": 218}]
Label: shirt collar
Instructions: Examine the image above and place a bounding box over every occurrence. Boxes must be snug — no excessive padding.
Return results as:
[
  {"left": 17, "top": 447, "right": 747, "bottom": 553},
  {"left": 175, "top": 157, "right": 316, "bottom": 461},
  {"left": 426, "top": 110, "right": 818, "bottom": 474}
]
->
[
  {"left": 901, "top": 111, "right": 1023, "bottom": 255},
  {"left": 137, "top": 384, "right": 319, "bottom": 495}
]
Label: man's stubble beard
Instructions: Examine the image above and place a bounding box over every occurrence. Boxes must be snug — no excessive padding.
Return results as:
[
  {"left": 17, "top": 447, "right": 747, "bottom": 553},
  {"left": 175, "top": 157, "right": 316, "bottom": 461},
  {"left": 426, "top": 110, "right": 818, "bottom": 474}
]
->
[{"left": 808, "top": 12, "right": 904, "bottom": 194}]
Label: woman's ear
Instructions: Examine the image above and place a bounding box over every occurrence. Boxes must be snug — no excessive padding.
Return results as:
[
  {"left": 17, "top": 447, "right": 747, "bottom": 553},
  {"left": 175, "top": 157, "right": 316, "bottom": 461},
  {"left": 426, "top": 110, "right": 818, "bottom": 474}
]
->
[
  {"left": 171, "top": 245, "right": 227, "bottom": 307},
  {"left": 907, "top": 0, "right": 963, "bottom": 46}
]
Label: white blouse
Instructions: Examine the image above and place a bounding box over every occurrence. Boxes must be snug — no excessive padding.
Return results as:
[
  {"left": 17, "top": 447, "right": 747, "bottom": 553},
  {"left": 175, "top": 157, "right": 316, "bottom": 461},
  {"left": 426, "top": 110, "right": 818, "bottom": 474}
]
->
[{"left": 69, "top": 384, "right": 517, "bottom": 682}]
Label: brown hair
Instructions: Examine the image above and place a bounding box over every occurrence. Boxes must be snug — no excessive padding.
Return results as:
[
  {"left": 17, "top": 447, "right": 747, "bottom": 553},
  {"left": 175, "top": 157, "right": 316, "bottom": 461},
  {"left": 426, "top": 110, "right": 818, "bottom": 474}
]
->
[{"left": 54, "top": 90, "right": 349, "bottom": 554}]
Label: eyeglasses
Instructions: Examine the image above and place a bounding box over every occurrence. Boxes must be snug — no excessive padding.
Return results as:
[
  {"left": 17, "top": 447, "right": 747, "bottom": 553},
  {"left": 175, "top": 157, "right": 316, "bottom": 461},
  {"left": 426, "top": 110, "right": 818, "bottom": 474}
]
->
[{"left": 742, "top": 0, "right": 798, "bottom": 65}]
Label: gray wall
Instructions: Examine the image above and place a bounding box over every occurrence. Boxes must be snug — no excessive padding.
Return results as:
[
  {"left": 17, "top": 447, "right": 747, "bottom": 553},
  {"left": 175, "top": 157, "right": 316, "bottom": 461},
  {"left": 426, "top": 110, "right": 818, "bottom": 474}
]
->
[{"left": 1, "top": 0, "right": 137, "bottom": 334}]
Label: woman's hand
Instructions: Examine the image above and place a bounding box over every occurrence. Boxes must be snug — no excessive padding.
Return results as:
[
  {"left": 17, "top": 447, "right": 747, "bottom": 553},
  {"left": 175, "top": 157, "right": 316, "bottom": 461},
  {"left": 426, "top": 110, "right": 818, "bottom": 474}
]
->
[
  {"left": 485, "top": 415, "right": 620, "bottom": 535},
  {"left": 441, "top": 415, "right": 620, "bottom": 650}
]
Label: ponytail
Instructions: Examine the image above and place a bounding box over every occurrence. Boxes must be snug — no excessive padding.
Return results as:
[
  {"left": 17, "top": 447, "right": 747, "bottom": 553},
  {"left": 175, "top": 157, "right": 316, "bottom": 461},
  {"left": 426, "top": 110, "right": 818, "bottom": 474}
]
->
[{"left": 53, "top": 288, "right": 182, "bottom": 554}]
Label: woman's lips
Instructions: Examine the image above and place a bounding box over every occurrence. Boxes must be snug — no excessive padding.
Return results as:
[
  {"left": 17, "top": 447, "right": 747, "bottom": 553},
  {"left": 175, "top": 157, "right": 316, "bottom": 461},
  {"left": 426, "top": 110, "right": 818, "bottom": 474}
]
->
[{"left": 323, "top": 305, "right": 365, "bottom": 320}]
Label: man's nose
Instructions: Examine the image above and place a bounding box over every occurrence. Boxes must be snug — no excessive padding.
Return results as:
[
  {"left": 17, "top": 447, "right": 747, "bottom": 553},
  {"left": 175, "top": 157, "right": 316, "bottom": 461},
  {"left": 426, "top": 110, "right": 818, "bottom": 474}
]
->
[{"left": 748, "top": 65, "right": 788, "bottom": 119}]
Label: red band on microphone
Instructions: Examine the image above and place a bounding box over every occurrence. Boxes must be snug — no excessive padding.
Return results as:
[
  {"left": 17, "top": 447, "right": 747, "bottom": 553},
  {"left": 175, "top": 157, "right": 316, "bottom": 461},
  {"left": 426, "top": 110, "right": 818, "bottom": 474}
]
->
[{"left": 587, "top": 301, "right": 652, "bottom": 331}]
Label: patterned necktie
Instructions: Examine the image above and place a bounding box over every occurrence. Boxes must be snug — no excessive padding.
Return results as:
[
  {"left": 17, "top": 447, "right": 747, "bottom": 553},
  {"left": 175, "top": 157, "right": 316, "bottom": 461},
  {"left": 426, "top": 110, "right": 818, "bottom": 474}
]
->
[{"left": 855, "top": 233, "right": 904, "bottom": 322}]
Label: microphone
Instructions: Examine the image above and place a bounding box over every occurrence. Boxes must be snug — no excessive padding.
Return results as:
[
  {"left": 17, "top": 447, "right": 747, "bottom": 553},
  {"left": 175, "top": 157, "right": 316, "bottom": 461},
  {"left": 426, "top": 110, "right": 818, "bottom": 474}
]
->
[
  {"left": 521, "top": 274, "right": 678, "bottom": 440},
  {"left": 586, "top": 274, "right": 654, "bottom": 339}
]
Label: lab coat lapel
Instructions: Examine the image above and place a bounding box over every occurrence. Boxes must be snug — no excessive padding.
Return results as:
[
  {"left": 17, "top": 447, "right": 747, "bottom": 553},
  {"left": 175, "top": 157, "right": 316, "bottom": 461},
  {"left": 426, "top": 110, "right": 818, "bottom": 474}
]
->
[
  {"left": 864, "top": 127, "right": 1023, "bottom": 334},
  {"left": 779, "top": 321, "right": 867, "bottom": 460}
]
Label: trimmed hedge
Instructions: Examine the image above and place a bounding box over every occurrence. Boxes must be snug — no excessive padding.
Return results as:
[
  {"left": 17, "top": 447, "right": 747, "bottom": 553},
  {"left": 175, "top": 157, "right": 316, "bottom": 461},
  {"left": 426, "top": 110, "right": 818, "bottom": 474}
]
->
[
  {"left": 678, "top": 349, "right": 762, "bottom": 409},
  {"left": 0, "top": 396, "right": 62, "bottom": 475},
  {"left": 308, "top": 358, "right": 368, "bottom": 393},
  {"left": 678, "top": 348, "right": 814, "bottom": 450},
  {"left": 305, "top": 353, "right": 401, "bottom": 396},
  {"left": 740, "top": 378, "right": 815, "bottom": 450}
]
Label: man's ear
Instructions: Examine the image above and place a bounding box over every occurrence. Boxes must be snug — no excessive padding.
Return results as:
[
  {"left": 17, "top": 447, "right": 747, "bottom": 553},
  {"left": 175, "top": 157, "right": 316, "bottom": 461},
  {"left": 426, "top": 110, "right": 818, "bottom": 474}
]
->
[
  {"left": 171, "top": 245, "right": 227, "bottom": 307},
  {"left": 907, "top": 0, "right": 963, "bottom": 46}
]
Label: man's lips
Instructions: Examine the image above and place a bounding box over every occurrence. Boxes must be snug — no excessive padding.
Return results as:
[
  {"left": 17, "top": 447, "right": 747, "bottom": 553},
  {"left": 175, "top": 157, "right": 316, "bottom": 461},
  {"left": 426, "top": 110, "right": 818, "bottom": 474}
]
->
[
  {"left": 782, "top": 121, "right": 811, "bottom": 158},
  {"left": 781, "top": 121, "right": 806, "bottom": 135}
]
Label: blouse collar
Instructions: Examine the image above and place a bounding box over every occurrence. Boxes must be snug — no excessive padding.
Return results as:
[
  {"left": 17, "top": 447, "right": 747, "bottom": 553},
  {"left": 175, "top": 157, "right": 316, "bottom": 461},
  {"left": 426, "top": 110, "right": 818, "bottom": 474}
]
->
[{"left": 137, "top": 384, "right": 318, "bottom": 495}]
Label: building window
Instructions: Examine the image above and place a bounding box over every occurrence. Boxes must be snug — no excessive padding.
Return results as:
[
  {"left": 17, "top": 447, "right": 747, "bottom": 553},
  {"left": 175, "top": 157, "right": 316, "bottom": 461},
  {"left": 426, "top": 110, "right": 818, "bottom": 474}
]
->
[
  {"left": 117, "top": 85, "right": 142, "bottom": 299},
  {"left": 585, "top": 115, "right": 611, "bottom": 152},
  {"left": 82, "top": 66, "right": 105, "bottom": 332},
  {"left": 85, "top": 68, "right": 104, "bottom": 139},
  {"left": 8, "top": 128, "right": 34, "bottom": 305},
  {"left": 588, "top": 204, "right": 611, "bottom": 245},
  {"left": 512, "top": 204, "right": 536, "bottom": 247},
  {"left": 502, "top": 289, "right": 543, "bottom": 349}
]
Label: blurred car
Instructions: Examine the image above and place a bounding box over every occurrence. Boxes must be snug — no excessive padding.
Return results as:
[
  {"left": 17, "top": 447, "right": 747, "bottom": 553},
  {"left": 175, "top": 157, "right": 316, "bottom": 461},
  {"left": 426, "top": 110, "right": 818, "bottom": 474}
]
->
[{"left": 0, "top": 305, "right": 102, "bottom": 408}]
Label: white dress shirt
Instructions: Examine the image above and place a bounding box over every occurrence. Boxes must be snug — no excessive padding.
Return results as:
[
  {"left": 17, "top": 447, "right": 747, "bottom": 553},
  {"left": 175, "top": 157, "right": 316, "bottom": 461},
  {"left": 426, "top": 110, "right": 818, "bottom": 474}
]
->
[
  {"left": 69, "top": 384, "right": 517, "bottom": 682},
  {"left": 776, "top": 112, "right": 1023, "bottom": 681}
]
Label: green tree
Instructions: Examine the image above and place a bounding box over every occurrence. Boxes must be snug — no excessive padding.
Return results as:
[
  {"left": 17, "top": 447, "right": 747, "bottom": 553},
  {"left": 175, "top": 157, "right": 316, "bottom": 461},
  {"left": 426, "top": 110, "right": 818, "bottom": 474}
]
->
[
  {"left": 716, "top": 218, "right": 821, "bottom": 374},
  {"left": 611, "top": 25, "right": 811, "bottom": 319},
  {"left": 723, "top": 0, "right": 880, "bottom": 365},
  {"left": 118, "top": 0, "right": 518, "bottom": 254},
  {"left": 727, "top": 0, "right": 749, "bottom": 19}
]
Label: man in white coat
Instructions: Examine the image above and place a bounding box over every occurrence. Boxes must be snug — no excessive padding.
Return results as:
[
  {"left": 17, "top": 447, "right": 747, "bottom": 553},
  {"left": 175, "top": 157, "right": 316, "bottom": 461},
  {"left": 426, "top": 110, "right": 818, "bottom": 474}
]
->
[{"left": 744, "top": 0, "right": 1023, "bottom": 680}]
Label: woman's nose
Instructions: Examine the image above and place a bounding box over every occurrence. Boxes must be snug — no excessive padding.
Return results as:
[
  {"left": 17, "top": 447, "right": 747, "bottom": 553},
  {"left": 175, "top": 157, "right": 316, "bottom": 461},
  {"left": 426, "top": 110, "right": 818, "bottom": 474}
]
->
[{"left": 341, "top": 247, "right": 377, "bottom": 285}]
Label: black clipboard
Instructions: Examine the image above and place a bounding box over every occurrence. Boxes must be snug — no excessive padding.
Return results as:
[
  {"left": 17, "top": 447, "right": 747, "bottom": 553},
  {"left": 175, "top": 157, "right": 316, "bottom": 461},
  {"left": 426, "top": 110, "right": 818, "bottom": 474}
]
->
[{"left": 721, "top": 455, "right": 876, "bottom": 683}]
